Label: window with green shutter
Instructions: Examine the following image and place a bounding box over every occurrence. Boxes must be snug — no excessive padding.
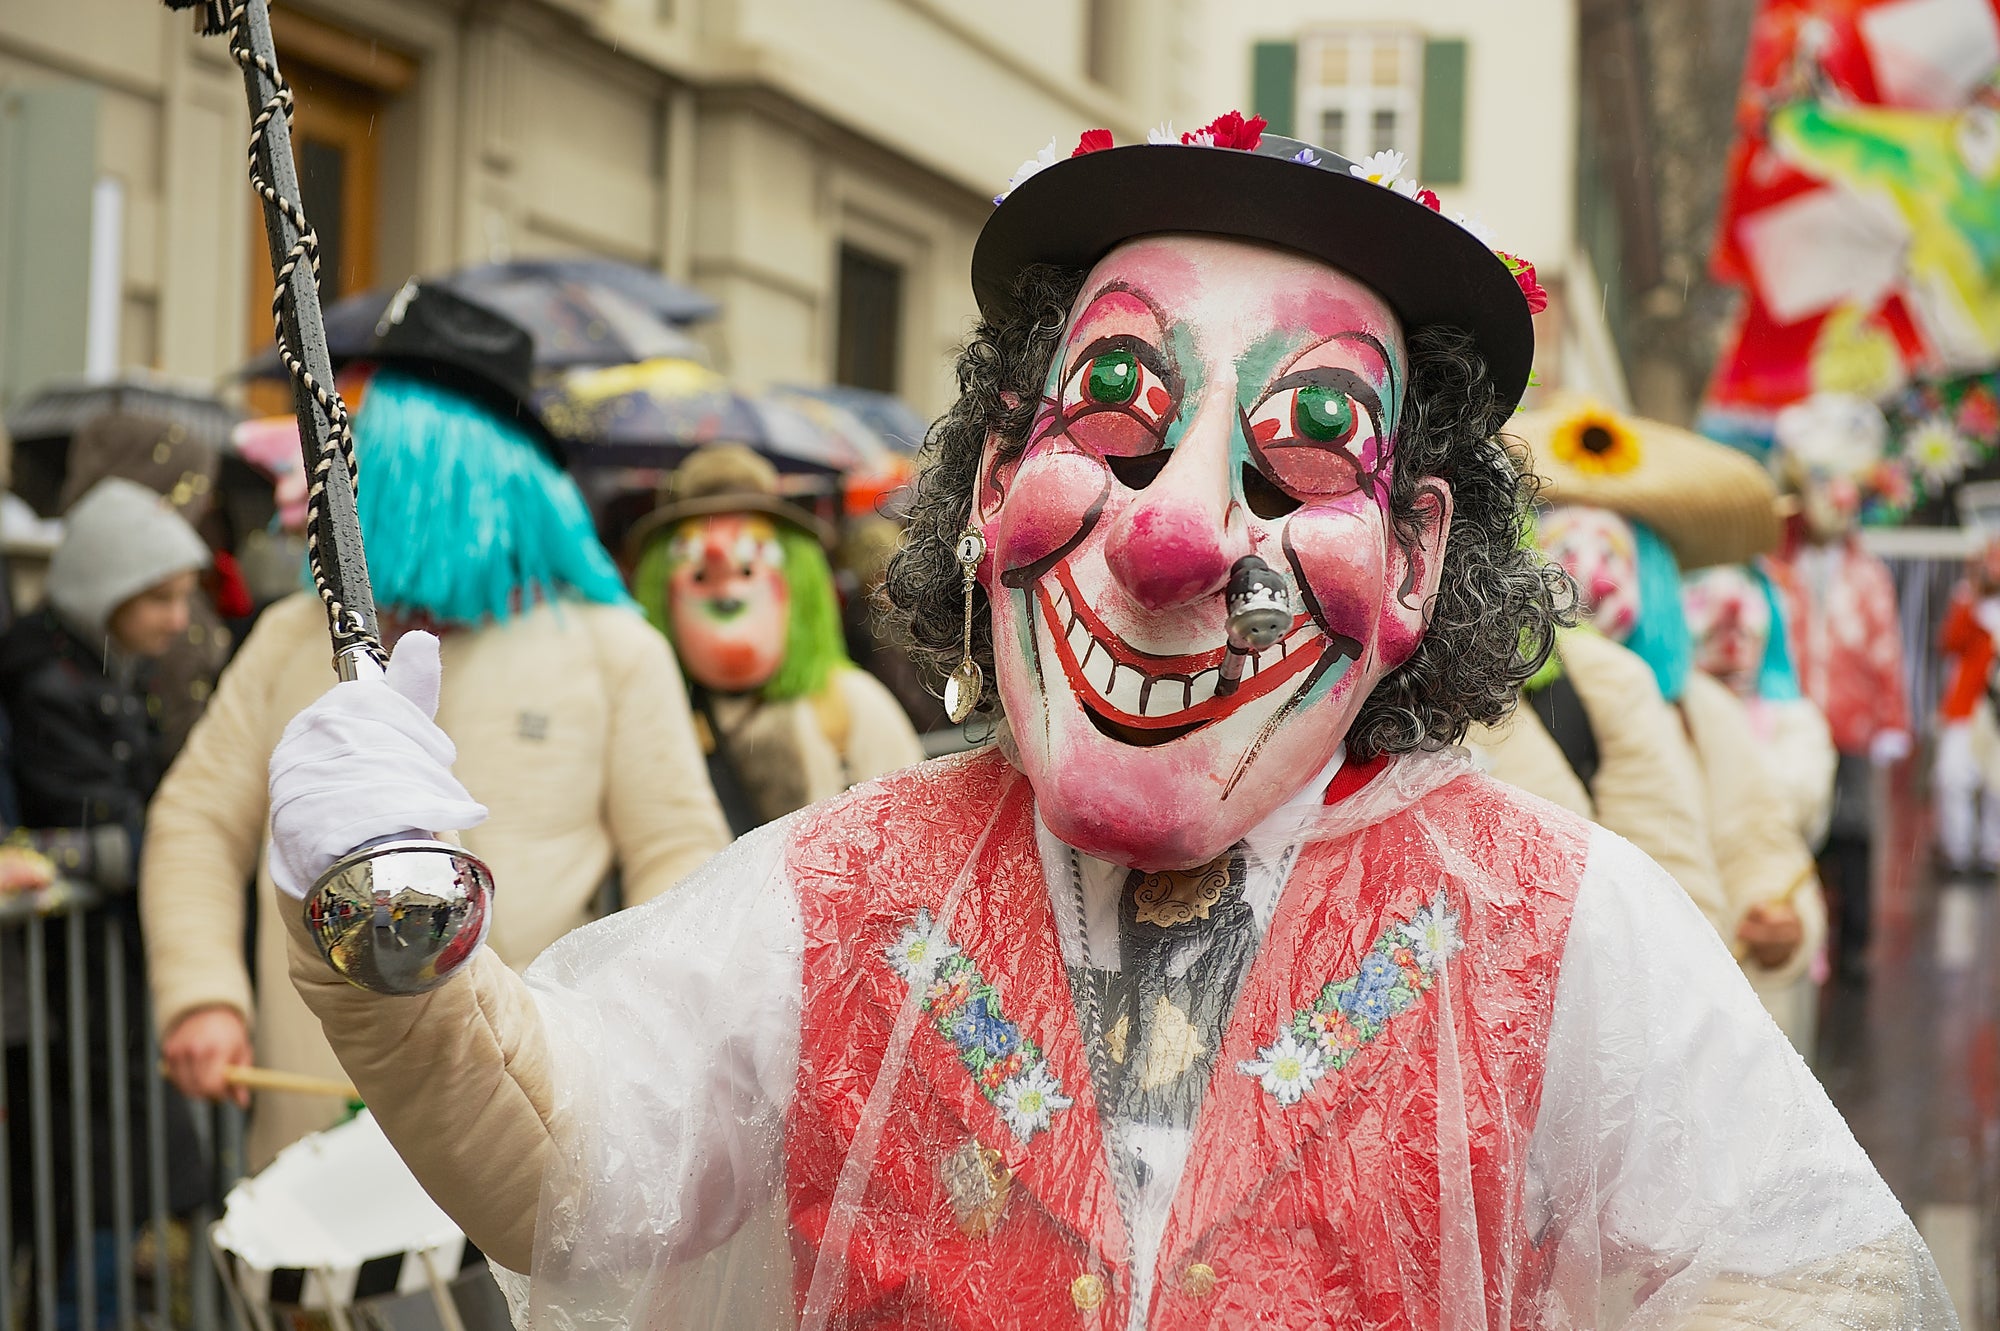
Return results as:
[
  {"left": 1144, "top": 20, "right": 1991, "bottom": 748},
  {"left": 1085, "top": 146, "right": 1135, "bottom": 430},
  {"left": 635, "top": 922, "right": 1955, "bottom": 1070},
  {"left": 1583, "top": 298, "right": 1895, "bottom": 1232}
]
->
[
  {"left": 1421, "top": 38, "right": 1467, "bottom": 184},
  {"left": 1251, "top": 41, "right": 1297, "bottom": 139}
]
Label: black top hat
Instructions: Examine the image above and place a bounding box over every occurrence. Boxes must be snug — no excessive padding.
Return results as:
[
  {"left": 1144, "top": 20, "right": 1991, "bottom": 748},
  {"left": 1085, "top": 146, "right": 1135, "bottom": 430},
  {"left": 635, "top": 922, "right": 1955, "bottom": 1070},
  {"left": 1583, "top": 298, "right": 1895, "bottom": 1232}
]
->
[
  {"left": 972, "top": 131, "right": 1536, "bottom": 432},
  {"left": 363, "top": 279, "right": 562, "bottom": 456}
]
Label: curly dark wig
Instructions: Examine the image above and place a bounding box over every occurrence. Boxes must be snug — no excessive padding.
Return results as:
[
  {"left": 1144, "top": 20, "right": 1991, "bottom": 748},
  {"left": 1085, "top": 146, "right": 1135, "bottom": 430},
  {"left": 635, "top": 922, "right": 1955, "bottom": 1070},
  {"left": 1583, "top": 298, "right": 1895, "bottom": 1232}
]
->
[{"left": 882, "top": 263, "right": 1574, "bottom": 758}]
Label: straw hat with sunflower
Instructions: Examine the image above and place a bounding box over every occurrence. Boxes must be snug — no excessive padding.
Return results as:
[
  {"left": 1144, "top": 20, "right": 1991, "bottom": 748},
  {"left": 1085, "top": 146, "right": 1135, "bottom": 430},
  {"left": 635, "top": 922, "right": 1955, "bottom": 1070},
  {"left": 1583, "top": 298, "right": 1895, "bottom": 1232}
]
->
[{"left": 1511, "top": 395, "right": 1780, "bottom": 571}]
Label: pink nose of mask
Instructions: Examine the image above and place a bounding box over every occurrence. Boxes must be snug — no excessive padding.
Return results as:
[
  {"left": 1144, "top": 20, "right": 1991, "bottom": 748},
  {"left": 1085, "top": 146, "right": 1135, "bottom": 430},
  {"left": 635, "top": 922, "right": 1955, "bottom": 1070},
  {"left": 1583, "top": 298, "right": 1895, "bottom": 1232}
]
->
[
  {"left": 1104, "top": 505, "right": 1233, "bottom": 611},
  {"left": 1589, "top": 575, "right": 1620, "bottom": 605}
]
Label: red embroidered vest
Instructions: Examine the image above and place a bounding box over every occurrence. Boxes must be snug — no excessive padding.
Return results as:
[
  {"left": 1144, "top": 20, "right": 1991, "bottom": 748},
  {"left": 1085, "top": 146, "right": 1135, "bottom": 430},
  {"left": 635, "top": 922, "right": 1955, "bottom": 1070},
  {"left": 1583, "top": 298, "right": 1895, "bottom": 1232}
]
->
[{"left": 782, "top": 750, "right": 1590, "bottom": 1330}]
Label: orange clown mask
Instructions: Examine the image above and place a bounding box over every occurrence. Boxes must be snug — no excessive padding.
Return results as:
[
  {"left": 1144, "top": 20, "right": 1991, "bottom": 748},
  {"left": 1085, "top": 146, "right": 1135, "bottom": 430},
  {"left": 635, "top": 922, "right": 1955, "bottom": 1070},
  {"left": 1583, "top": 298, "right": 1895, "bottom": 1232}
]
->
[
  {"left": 974, "top": 235, "right": 1450, "bottom": 872},
  {"left": 663, "top": 513, "right": 791, "bottom": 694}
]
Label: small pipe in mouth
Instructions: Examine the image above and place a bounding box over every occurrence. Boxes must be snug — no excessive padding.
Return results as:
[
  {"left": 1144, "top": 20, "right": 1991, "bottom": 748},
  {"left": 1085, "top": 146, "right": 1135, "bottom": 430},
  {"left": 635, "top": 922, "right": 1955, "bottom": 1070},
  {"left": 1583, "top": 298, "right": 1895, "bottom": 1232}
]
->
[{"left": 1216, "top": 555, "right": 1293, "bottom": 698}]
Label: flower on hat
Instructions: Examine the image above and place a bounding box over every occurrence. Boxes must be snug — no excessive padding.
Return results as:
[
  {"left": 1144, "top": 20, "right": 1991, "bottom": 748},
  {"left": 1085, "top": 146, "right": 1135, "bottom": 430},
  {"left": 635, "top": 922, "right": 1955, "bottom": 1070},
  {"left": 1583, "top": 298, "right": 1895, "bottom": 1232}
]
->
[
  {"left": 1147, "top": 120, "right": 1178, "bottom": 145},
  {"left": 1551, "top": 407, "right": 1642, "bottom": 476},
  {"left": 1073, "top": 128, "right": 1114, "bottom": 158},
  {"left": 997, "top": 136, "right": 1062, "bottom": 203},
  {"left": 1182, "top": 110, "right": 1266, "bottom": 150},
  {"left": 1498, "top": 252, "right": 1549, "bottom": 315},
  {"left": 1350, "top": 149, "right": 1418, "bottom": 197}
]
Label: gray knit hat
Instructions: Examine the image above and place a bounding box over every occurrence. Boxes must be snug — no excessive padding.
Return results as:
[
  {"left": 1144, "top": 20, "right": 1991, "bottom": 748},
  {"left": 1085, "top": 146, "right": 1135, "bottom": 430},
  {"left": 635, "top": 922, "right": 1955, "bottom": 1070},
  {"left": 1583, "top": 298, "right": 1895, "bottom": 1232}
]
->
[{"left": 46, "top": 477, "right": 210, "bottom": 641}]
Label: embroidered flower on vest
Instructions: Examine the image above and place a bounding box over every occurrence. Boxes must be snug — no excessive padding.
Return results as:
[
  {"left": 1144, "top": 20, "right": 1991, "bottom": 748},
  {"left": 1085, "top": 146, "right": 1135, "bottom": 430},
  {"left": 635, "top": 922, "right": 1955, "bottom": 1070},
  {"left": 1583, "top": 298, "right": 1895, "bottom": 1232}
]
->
[
  {"left": 1239, "top": 891, "right": 1463, "bottom": 1106},
  {"left": 887, "top": 910, "right": 1075, "bottom": 1142}
]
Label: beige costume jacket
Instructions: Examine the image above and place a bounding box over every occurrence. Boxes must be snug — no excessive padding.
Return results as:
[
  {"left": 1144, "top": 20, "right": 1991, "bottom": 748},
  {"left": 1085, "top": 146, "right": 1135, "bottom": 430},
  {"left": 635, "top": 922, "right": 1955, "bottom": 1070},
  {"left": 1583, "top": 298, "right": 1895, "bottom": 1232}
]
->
[
  {"left": 1465, "top": 628, "right": 1729, "bottom": 934},
  {"left": 1680, "top": 670, "right": 1830, "bottom": 1047},
  {"left": 140, "top": 593, "right": 729, "bottom": 1166}
]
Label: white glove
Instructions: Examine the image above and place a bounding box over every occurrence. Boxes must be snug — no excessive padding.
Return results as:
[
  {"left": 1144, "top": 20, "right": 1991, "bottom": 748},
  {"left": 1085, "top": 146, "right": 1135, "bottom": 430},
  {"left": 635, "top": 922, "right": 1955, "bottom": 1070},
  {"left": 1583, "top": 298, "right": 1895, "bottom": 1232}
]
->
[{"left": 266, "top": 632, "right": 488, "bottom": 900}]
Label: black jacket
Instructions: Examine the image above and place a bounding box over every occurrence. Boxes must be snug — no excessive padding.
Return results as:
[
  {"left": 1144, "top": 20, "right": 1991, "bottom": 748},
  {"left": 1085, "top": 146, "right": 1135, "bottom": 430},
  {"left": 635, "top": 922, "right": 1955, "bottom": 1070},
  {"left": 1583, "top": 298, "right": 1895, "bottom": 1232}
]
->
[{"left": 0, "top": 609, "right": 166, "bottom": 884}]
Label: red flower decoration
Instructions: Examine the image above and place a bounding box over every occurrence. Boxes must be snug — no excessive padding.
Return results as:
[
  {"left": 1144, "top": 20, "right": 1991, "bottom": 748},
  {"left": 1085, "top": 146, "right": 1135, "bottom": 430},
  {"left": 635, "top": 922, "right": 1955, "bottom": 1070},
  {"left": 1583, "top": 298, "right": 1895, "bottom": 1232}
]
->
[
  {"left": 1072, "top": 128, "right": 1114, "bottom": 158},
  {"left": 1415, "top": 187, "right": 1443, "bottom": 213},
  {"left": 1498, "top": 252, "right": 1550, "bottom": 315},
  {"left": 1184, "top": 110, "right": 1267, "bottom": 151}
]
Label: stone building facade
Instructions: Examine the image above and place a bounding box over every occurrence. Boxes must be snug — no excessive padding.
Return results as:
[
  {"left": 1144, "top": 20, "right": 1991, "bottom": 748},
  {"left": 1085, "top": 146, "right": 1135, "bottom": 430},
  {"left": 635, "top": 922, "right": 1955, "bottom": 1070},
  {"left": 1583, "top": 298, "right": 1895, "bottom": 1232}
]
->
[{"left": 0, "top": 0, "right": 1188, "bottom": 419}]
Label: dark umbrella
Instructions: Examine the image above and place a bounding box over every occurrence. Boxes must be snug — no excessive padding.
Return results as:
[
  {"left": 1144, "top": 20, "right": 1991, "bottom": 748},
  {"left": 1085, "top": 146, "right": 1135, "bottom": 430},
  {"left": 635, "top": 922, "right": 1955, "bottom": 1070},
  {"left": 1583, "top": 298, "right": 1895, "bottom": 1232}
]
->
[
  {"left": 5, "top": 375, "right": 243, "bottom": 517},
  {"left": 536, "top": 358, "right": 871, "bottom": 474},
  {"left": 240, "top": 259, "right": 717, "bottom": 378},
  {"left": 773, "top": 384, "right": 930, "bottom": 454}
]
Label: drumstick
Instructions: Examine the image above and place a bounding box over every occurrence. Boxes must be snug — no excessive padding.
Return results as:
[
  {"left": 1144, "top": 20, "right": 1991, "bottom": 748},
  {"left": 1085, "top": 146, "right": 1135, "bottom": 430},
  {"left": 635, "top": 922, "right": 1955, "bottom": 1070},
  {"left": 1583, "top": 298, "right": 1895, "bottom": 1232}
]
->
[
  {"left": 224, "top": 1066, "right": 359, "bottom": 1099},
  {"left": 158, "top": 1061, "right": 358, "bottom": 1099}
]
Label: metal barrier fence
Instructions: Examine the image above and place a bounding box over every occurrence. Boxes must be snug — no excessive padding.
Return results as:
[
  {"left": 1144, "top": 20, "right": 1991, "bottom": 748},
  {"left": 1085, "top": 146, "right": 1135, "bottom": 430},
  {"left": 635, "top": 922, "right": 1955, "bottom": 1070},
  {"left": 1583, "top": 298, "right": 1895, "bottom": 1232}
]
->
[{"left": 0, "top": 879, "right": 243, "bottom": 1331}]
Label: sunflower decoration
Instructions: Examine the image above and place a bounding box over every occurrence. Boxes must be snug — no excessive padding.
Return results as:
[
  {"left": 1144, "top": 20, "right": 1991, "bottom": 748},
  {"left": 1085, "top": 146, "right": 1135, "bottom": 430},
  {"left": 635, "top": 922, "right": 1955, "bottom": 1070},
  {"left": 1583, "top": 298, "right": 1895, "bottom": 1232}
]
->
[{"left": 1549, "top": 407, "right": 1642, "bottom": 477}]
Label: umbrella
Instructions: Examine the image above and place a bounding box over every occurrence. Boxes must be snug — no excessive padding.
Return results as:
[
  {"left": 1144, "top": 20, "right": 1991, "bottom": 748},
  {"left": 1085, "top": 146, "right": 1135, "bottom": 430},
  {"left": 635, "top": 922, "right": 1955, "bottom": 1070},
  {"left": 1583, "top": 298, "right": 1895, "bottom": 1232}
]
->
[
  {"left": 241, "top": 258, "right": 716, "bottom": 378},
  {"left": 536, "top": 358, "right": 873, "bottom": 474},
  {"left": 774, "top": 384, "right": 930, "bottom": 454},
  {"left": 5, "top": 374, "right": 243, "bottom": 517}
]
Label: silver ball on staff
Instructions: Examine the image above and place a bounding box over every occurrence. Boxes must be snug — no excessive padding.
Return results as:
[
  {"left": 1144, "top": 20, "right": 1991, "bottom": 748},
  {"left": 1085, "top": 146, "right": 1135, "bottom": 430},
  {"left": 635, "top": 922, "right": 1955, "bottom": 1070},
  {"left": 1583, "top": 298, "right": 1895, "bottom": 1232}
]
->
[
  {"left": 1216, "top": 555, "right": 1293, "bottom": 697},
  {"left": 303, "top": 838, "right": 496, "bottom": 996}
]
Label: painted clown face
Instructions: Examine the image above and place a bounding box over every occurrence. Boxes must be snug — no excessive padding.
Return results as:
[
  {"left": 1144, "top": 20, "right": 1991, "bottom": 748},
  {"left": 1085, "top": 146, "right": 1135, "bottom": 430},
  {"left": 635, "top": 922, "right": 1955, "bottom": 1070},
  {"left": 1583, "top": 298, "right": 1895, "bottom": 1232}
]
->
[
  {"left": 664, "top": 513, "right": 790, "bottom": 693},
  {"left": 1682, "top": 565, "right": 1768, "bottom": 697},
  {"left": 1538, "top": 505, "right": 1639, "bottom": 643},
  {"left": 975, "top": 236, "right": 1449, "bottom": 872}
]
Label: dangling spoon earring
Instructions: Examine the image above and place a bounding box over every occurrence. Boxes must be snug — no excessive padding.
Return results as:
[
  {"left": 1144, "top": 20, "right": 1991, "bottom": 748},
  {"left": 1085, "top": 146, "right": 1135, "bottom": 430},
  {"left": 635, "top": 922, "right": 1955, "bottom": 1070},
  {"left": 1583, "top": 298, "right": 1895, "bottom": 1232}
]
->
[{"left": 945, "top": 527, "right": 986, "bottom": 724}]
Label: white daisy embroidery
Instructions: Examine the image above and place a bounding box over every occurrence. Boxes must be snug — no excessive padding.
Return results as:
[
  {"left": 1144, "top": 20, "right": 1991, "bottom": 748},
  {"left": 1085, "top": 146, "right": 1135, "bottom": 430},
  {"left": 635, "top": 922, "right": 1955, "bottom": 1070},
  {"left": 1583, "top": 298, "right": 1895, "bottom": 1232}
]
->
[
  {"left": 995, "top": 1060, "right": 1073, "bottom": 1141},
  {"left": 1237, "top": 1030, "right": 1325, "bottom": 1107},
  {"left": 1397, "top": 892, "right": 1464, "bottom": 971},
  {"left": 885, "top": 909, "right": 960, "bottom": 982}
]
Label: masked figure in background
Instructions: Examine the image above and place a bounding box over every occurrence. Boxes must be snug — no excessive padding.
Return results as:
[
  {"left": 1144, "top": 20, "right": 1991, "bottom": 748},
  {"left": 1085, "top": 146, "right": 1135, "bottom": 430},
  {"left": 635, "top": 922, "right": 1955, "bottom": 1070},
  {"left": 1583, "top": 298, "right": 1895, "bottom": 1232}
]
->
[
  {"left": 139, "top": 285, "right": 729, "bottom": 1168},
  {"left": 266, "top": 123, "right": 1949, "bottom": 1328},
  {"left": 1766, "top": 393, "right": 1912, "bottom": 981},
  {"left": 1684, "top": 564, "right": 1838, "bottom": 852},
  {"left": 1933, "top": 533, "right": 2000, "bottom": 876},
  {"left": 1683, "top": 561, "right": 1839, "bottom": 1045},
  {"left": 1477, "top": 400, "right": 1828, "bottom": 1049},
  {"left": 628, "top": 444, "right": 924, "bottom": 833}
]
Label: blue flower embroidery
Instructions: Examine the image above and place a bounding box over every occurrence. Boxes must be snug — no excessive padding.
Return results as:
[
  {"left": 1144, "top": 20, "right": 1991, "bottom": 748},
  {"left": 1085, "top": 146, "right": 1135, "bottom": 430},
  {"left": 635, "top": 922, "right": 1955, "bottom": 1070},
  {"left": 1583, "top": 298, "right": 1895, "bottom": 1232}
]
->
[
  {"left": 886, "top": 912, "right": 1073, "bottom": 1143},
  {"left": 1239, "top": 891, "right": 1464, "bottom": 1107}
]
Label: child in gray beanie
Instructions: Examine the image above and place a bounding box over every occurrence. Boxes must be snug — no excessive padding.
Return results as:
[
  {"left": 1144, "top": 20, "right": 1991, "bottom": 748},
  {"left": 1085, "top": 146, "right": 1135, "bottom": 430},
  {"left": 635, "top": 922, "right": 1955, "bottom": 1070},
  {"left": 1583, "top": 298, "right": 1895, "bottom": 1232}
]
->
[{"left": 1, "top": 476, "right": 210, "bottom": 887}]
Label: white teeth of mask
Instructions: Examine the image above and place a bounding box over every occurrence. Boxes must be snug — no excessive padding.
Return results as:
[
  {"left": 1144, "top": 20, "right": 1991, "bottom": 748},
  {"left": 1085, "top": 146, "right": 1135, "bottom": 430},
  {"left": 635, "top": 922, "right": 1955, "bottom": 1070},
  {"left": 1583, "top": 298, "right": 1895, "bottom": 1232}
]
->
[
  {"left": 1143, "top": 678, "right": 1190, "bottom": 717},
  {"left": 1082, "top": 640, "right": 1116, "bottom": 696}
]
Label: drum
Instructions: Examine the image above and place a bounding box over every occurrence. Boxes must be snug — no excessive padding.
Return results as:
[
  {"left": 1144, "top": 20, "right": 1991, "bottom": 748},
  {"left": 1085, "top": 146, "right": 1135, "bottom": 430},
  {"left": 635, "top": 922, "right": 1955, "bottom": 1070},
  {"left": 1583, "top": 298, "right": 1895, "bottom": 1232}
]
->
[{"left": 211, "top": 1111, "right": 509, "bottom": 1331}]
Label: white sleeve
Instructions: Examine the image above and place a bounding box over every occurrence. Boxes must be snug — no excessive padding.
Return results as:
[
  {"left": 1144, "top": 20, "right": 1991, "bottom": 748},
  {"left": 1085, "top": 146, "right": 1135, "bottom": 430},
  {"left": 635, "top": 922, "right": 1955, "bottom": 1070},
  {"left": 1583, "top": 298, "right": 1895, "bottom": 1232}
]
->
[
  {"left": 1527, "top": 826, "right": 1954, "bottom": 1327},
  {"left": 513, "top": 813, "right": 804, "bottom": 1325}
]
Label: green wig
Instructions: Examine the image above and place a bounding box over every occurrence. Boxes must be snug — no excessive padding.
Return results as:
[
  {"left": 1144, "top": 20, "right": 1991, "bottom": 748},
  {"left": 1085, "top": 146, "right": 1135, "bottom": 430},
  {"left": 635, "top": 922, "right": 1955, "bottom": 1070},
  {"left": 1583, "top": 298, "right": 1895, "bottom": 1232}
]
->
[
  {"left": 340, "top": 371, "right": 632, "bottom": 625},
  {"left": 632, "top": 517, "right": 851, "bottom": 702}
]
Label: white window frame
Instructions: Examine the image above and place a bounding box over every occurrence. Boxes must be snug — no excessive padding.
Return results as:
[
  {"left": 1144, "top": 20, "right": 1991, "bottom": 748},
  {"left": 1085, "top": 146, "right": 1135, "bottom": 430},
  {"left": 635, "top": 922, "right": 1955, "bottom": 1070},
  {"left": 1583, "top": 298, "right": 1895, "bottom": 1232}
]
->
[{"left": 1295, "top": 26, "right": 1424, "bottom": 166}]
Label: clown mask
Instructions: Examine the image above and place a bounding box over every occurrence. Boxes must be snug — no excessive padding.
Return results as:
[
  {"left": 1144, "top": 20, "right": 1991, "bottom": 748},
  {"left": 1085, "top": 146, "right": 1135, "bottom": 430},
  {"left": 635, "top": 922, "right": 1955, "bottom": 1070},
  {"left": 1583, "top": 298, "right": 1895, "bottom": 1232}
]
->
[
  {"left": 1682, "top": 565, "right": 1768, "bottom": 698},
  {"left": 975, "top": 235, "right": 1450, "bottom": 872},
  {"left": 1538, "top": 505, "right": 1639, "bottom": 642},
  {"left": 664, "top": 513, "right": 790, "bottom": 693}
]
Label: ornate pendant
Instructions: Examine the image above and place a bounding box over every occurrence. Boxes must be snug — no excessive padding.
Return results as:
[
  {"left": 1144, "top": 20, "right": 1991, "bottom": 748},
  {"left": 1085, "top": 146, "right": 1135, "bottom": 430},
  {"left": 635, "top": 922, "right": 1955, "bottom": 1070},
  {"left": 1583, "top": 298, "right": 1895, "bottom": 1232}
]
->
[{"left": 945, "top": 658, "right": 983, "bottom": 724}]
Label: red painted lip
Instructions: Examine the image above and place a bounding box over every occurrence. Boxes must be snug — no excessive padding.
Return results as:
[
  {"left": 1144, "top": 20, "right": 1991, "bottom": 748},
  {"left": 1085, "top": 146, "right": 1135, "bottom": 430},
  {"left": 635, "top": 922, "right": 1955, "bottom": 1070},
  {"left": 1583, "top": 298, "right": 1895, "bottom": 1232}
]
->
[{"left": 1035, "top": 569, "right": 1325, "bottom": 732}]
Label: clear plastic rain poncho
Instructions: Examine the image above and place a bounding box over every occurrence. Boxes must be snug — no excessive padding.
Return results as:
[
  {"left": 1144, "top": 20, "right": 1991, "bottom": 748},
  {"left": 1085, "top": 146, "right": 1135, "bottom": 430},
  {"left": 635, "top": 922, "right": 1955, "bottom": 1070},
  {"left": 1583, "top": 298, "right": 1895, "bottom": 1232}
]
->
[{"left": 492, "top": 745, "right": 1952, "bottom": 1331}]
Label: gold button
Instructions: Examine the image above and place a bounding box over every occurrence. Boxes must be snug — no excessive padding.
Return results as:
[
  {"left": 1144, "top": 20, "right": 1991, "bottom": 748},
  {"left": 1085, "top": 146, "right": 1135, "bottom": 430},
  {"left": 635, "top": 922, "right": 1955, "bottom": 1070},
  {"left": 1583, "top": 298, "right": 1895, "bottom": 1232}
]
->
[
  {"left": 1069, "top": 1273, "right": 1104, "bottom": 1311},
  {"left": 1182, "top": 1263, "right": 1217, "bottom": 1297}
]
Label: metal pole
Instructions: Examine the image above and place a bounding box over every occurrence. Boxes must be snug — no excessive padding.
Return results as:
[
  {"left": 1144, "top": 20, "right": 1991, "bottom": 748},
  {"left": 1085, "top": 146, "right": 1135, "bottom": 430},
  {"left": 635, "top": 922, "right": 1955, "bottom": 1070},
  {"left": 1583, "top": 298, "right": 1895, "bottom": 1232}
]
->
[
  {"left": 26, "top": 926, "right": 54, "bottom": 1331},
  {"left": 141, "top": 1025, "right": 167, "bottom": 1331},
  {"left": 63, "top": 916, "right": 92, "bottom": 1331},
  {"left": 102, "top": 918, "right": 134, "bottom": 1331}
]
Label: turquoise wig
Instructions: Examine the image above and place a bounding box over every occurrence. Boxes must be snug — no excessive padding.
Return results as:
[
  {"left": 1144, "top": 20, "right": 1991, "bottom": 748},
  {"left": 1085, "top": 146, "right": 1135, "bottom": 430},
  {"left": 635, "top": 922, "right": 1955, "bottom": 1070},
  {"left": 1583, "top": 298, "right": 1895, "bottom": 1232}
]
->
[
  {"left": 1624, "top": 520, "right": 1693, "bottom": 703},
  {"left": 340, "top": 371, "right": 631, "bottom": 625},
  {"left": 1751, "top": 563, "right": 1803, "bottom": 701}
]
